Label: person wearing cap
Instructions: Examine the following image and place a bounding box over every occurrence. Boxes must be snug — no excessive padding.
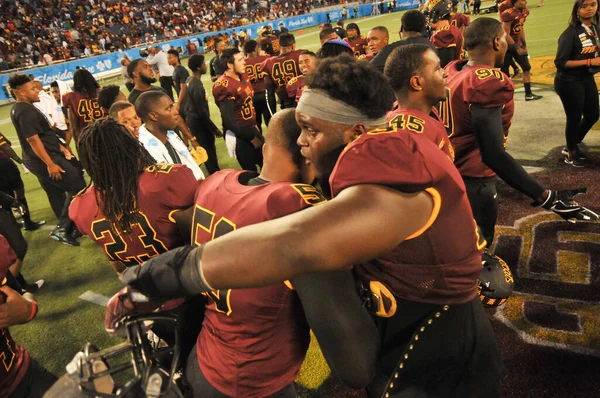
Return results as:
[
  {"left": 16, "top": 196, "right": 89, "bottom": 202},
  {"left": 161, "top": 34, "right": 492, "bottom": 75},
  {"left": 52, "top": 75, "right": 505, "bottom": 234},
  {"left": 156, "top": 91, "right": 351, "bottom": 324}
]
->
[{"left": 0, "top": 234, "right": 57, "bottom": 397}]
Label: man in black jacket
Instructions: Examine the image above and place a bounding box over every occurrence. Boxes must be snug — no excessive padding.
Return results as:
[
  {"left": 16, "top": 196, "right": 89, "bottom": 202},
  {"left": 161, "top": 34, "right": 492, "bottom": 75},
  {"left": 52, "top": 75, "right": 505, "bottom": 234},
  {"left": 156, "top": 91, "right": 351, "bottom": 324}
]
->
[{"left": 371, "top": 10, "right": 436, "bottom": 73}]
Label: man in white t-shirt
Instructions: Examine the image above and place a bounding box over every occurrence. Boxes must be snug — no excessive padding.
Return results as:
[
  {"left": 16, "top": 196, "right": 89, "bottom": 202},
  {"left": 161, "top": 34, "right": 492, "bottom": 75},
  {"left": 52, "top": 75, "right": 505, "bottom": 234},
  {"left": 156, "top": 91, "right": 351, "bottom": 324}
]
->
[{"left": 147, "top": 47, "right": 175, "bottom": 101}]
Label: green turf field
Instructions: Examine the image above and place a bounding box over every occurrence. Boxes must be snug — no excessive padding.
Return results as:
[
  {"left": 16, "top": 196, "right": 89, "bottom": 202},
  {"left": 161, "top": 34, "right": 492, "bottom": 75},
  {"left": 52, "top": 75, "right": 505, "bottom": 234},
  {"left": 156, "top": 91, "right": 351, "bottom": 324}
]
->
[{"left": 0, "top": 0, "right": 580, "bottom": 391}]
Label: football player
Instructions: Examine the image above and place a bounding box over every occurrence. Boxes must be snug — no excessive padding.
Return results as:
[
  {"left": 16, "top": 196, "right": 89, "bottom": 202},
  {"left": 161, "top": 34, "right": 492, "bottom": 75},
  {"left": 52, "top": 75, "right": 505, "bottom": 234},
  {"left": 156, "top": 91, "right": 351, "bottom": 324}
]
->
[
  {"left": 122, "top": 54, "right": 504, "bottom": 397},
  {"left": 344, "top": 22, "right": 368, "bottom": 58},
  {"left": 500, "top": 0, "right": 543, "bottom": 100},
  {"left": 0, "top": 234, "right": 56, "bottom": 397},
  {"left": 70, "top": 118, "right": 203, "bottom": 357},
  {"left": 443, "top": 18, "right": 597, "bottom": 249},
  {"left": 449, "top": 12, "right": 470, "bottom": 33},
  {"left": 428, "top": 1, "right": 464, "bottom": 67},
  {"left": 286, "top": 51, "right": 317, "bottom": 104},
  {"left": 260, "top": 33, "right": 305, "bottom": 109},
  {"left": 244, "top": 39, "right": 273, "bottom": 128},
  {"left": 214, "top": 48, "right": 263, "bottom": 172},
  {"left": 384, "top": 44, "right": 454, "bottom": 160},
  {"left": 62, "top": 69, "right": 106, "bottom": 145}
]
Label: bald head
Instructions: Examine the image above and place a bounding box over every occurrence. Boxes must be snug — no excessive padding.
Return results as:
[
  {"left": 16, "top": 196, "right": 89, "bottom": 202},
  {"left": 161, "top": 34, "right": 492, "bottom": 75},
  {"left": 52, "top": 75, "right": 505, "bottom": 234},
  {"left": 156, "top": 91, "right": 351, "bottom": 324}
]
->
[{"left": 266, "top": 109, "right": 303, "bottom": 168}]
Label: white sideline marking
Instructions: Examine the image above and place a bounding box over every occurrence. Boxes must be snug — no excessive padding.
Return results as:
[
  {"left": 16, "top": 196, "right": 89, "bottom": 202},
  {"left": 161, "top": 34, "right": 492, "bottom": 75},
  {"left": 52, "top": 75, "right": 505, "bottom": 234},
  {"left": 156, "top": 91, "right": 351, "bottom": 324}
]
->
[{"left": 79, "top": 291, "right": 110, "bottom": 307}]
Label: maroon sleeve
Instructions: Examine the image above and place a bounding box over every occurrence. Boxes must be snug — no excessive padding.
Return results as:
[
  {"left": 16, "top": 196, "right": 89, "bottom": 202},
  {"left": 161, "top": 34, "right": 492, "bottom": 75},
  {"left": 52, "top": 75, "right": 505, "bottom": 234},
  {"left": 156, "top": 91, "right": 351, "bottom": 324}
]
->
[
  {"left": 68, "top": 190, "right": 93, "bottom": 238},
  {"left": 431, "top": 28, "right": 458, "bottom": 49},
  {"left": 212, "top": 77, "right": 236, "bottom": 103},
  {"left": 330, "top": 132, "right": 434, "bottom": 197},
  {"left": 500, "top": 8, "right": 516, "bottom": 23},
  {"left": 467, "top": 69, "right": 514, "bottom": 108},
  {"left": 0, "top": 235, "right": 16, "bottom": 275}
]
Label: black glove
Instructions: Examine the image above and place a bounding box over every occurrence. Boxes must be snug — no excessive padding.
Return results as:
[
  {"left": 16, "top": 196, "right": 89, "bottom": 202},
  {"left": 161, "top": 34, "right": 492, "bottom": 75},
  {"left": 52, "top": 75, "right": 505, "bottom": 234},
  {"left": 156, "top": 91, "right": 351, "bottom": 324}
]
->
[
  {"left": 120, "top": 245, "right": 210, "bottom": 302},
  {"left": 533, "top": 188, "right": 599, "bottom": 223}
]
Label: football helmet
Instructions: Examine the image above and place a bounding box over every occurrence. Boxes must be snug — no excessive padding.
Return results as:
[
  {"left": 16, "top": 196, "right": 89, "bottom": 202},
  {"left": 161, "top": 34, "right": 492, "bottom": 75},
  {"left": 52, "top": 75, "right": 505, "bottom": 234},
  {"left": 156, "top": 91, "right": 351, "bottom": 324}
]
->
[
  {"left": 477, "top": 252, "right": 514, "bottom": 307},
  {"left": 427, "top": 0, "right": 451, "bottom": 23},
  {"left": 44, "top": 314, "right": 184, "bottom": 398}
]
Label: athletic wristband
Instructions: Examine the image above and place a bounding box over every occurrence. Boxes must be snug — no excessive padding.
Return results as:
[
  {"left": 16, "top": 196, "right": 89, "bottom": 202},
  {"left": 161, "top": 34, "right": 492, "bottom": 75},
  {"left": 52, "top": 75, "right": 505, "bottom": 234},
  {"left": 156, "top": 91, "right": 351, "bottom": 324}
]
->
[
  {"left": 26, "top": 301, "right": 38, "bottom": 322},
  {"left": 587, "top": 58, "right": 592, "bottom": 67}
]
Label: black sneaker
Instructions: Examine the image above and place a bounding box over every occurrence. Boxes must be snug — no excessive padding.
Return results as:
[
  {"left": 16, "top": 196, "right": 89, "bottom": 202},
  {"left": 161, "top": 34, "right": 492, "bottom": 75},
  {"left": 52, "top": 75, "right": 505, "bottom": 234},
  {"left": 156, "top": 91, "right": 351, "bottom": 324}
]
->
[
  {"left": 564, "top": 155, "right": 585, "bottom": 167},
  {"left": 561, "top": 146, "right": 587, "bottom": 159},
  {"left": 50, "top": 227, "right": 80, "bottom": 247},
  {"left": 525, "top": 94, "right": 543, "bottom": 101},
  {"left": 23, "top": 220, "right": 46, "bottom": 231},
  {"left": 23, "top": 279, "right": 45, "bottom": 293}
]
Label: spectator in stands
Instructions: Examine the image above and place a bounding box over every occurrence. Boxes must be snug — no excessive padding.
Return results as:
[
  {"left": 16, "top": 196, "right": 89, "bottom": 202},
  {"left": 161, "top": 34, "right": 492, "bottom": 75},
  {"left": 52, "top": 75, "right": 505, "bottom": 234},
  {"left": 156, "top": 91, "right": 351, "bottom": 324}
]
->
[
  {"left": 147, "top": 47, "right": 175, "bottom": 101},
  {"left": 9, "top": 74, "right": 85, "bottom": 247},
  {"left": 168, "top": 49, "right": 190, "bottom": 112}
]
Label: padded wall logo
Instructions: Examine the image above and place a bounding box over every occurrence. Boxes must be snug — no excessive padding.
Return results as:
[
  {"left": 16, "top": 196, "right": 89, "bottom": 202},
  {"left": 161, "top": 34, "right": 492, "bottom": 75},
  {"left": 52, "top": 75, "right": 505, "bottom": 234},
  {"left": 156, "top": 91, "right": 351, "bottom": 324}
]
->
[{"left": 492, "top": 211, "right": 600, "bottom": 357}]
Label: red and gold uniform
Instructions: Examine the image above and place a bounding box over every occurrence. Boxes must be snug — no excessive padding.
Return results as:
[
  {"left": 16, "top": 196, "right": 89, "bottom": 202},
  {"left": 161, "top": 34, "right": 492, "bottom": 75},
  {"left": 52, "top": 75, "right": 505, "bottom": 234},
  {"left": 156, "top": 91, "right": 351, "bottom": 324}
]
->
[
  {"left": 260, "top": 50, "right": 304, "bottom": 108},
  {"left": 430, "top": 24, "right": 464, "bottom": 62},
  {"left": 443, "top": 59, "right": 515, "bottom": 178},
  {"left": 285, "top": 75, "right": 306, "bottom": 104},
  {"left": 245, "top": 55, "right": 269, "bottom": 94},
  {"left": 62, "top": 90, "right": 106, "bottom": 135},
  {"left": 69, "top": 164, "right": 197, "bottom": 267},
  {"left": 212, "top": 74, "right": 257, "bottom": 129},
  {"left": 450, "top": 13, "right": 470, "bottom": 30},
  {"left": 497, "top": 0, "right": 512, "bottom": 16},
  {"left": 386, "top": 106, "right": 454, "bottom": 161},
  {"left": 330, "top": 127, "right": 484, "bottom": 305},
  {"left": 501, "top": 6, "right": 530, "bottom": 46},
  {"left": 344, "top": 36, "right": 368, "bottom": 57},
  {"left": 191, "top": 170, "right": 327, "bottom": 397},
  {"left": 0, "top": 235, "right": 31, "bottom": 398}
]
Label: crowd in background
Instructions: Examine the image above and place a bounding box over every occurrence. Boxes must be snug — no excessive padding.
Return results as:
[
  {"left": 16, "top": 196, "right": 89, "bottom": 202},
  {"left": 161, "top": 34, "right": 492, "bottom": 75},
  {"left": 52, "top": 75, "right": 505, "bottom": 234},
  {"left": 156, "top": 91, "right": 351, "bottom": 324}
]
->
[{"left": 0, "top": 0, "right": 347, "bottom": 71}]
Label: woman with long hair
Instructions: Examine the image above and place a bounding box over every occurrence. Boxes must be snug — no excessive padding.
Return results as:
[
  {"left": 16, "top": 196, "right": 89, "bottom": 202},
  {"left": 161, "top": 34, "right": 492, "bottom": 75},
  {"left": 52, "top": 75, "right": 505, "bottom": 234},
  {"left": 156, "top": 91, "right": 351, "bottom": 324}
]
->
[{"left": 554, "top": 0, "right": 600, "bottom": 167}]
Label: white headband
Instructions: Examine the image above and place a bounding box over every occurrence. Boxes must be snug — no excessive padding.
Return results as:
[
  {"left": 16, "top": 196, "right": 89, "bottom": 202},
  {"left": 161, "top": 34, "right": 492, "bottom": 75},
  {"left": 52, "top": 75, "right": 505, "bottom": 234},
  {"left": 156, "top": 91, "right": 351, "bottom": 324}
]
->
[{"left": 297, "top": 89, "right": 388, "bottom": 126}]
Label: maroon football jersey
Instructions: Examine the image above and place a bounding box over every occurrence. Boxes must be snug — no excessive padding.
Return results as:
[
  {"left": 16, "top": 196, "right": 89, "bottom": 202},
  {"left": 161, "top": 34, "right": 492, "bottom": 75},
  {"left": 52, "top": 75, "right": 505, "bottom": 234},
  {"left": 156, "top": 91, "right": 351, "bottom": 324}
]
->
[
  {"left": 245, "top": 55, "right": 269, "bottom": 93},
  {"left": 192, "top": 170, "right": 327, "bottom": 397},
  {"left": 431, "top": 24, "right": 464, "bottom": 61},
  {"left": 450, "top": 13, "right": 470, "bottom": 29},
  {"left": 443, "top": 60, "right": 515, "bottom": 178},
  {"left": 62, "top": 89, "right": 106, "bottom": 134},
  {"left": 345, "top": 36, "right": 368, "bottom": 57},
  {"left": 386, "top": 107, "right": 454, "bottom": 161},
  {"left": 260, "top": 50, "right": 303, "bottom": 107},
  {"left": 329, "top": 128, "right": 484, "bottom": 305},
  {"left": 69, "top": 164, "right": 197, "bottom": 267},
  {"left": 212, "top": 74, "right": 257, "bottom": 129},
  {"left": 0, "top": 235, "right": 31, "bottom": 398},
  {"left": 286, "top": 75, "right": 306, "bottom": 104},
  {"left": 501, "top": 7, "right": 529, "bottom": 45},
  {"left": 498, "top": 0, "right": 511, "bottom": 15}
]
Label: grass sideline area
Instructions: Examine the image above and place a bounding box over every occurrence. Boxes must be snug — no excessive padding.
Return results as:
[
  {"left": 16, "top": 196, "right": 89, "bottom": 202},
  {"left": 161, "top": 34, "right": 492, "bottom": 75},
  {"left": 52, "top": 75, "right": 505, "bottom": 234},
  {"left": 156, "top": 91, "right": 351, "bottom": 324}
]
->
[{"left": 0, "top": 0, "right": 591, "bottom": 393}]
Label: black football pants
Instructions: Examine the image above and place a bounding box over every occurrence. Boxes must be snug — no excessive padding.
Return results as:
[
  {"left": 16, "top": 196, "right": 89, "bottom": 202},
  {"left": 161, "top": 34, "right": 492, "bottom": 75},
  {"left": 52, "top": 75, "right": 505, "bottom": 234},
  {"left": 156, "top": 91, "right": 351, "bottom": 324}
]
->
[
  {"left": 24, "top": 156, "right": 85, "bottom": 232},
  {"left": 186, "top": 115, "right": 221, "bottom": 175},
  {"left": 9, "top": 358, "right": 57, "bottom": 398},
  {"left": 554, "top": 74, "right": 600, "bottom": 151},
  {"left": 253, "top": 91, "right": 272, "bottom": 132},
  {"left": 235, "top": 138, "right": 263, "bottom": 173},
  {"left": 464, "top": 177, "right": 498, "bottom": 248},
  {"left": 366, "top": 298, "right": 502, "bottom": 398},
  {"left": 159, "top": 76, "right": 175, "bottom": 101},
  {"left": 0, "top": 208, "right": 27, "bottom": 260}
]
